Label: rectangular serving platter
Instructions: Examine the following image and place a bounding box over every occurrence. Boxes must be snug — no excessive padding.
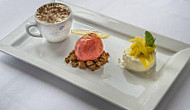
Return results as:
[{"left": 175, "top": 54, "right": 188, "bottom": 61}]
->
[{"left": 0, "top": 3, "right": 190, "bottom": 110}]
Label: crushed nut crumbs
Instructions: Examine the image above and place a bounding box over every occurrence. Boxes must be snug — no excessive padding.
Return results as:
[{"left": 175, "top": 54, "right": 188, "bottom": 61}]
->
[{"left": 65, "top": 50, "right": 109, "bottom": 71}]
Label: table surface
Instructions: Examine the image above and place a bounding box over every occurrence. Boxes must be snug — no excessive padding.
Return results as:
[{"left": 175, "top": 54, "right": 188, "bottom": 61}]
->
[{"left": 0, "top": 0, "right": 190, "bottom": 110}]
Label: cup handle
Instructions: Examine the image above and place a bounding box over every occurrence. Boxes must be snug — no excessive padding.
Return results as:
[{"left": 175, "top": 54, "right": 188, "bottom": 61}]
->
[{"left": 26, "top": 22, "right": 42, "bottom": 37}]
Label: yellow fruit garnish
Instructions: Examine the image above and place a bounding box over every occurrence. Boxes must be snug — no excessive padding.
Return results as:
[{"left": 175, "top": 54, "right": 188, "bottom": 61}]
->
[
  {"left": 129, "top": 36, "right": 156, "bottom": 68},
  {"left": 149, "top": 54, "right": 153, "bottom": 64},
  {"left": 146, "top": 46, "right": 156, "bottom": 53},
  {"left": 71, "top": 30, "right": 110, "bottom": 39},
  {"left": 140, "top": 57, "right": 149, "bottom": 68},
  {"left": 131, "top": 42, "right": 136, "bottom": 49},
  {"left": 130, "top": 47, "right": 136, "bottom": 56},
  {"left": 135, "top": 48, "right": 140, "bottom": 58}
]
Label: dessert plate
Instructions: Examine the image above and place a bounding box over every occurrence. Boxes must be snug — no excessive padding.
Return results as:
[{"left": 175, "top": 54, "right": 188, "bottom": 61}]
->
[{"left": 0, "top": 3, "right": 190, "bottom": 110}]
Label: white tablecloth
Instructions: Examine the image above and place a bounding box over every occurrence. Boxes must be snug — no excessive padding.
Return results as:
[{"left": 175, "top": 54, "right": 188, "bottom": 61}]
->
[{"left": 0, "top": 0, "right": 190, "bottom": 110}]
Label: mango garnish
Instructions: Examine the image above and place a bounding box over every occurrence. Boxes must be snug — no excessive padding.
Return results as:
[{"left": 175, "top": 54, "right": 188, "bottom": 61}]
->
[{"left": 129, "top": 36, "right": 156, "bottom": 68}]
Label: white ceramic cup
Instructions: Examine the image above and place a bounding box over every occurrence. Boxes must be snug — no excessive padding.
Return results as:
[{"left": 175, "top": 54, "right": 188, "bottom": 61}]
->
[{"left": 26, "top": 3, "right": 73, "bottom": 42}]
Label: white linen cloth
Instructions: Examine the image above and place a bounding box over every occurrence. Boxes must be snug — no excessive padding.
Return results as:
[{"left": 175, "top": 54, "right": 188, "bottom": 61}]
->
[{"left": 0, "top": 0, "right": 190, "bottom": 110}]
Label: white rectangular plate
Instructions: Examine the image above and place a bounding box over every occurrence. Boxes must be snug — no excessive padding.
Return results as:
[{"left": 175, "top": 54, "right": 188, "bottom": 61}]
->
[{"left": 0, "top": 3, "right": 190, "bottom": 110}]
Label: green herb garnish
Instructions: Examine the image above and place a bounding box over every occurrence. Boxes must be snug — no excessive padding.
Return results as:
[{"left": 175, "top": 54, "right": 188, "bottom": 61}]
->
[{"left": 145, "top": 31, "right": 156, "bottom": 47}]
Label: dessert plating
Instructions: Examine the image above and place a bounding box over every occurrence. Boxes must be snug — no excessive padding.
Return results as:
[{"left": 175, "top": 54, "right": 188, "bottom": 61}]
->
[
  {"left": 65, "top": 30, "right": 110, "bottom": 71},
  {"left": 122, "top": 31, "right": 156, "bottom": 72}
]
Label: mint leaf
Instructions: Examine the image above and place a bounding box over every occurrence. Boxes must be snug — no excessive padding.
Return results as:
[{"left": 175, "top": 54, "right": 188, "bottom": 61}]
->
[{"left": 145, "top": 31, "right": 156, "bottom": 47}]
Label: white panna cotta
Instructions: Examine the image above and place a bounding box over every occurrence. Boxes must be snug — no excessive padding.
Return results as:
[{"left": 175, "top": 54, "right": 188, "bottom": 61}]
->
[{"left": 122, "top": 47, "right": 156, "bottom": 72}]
